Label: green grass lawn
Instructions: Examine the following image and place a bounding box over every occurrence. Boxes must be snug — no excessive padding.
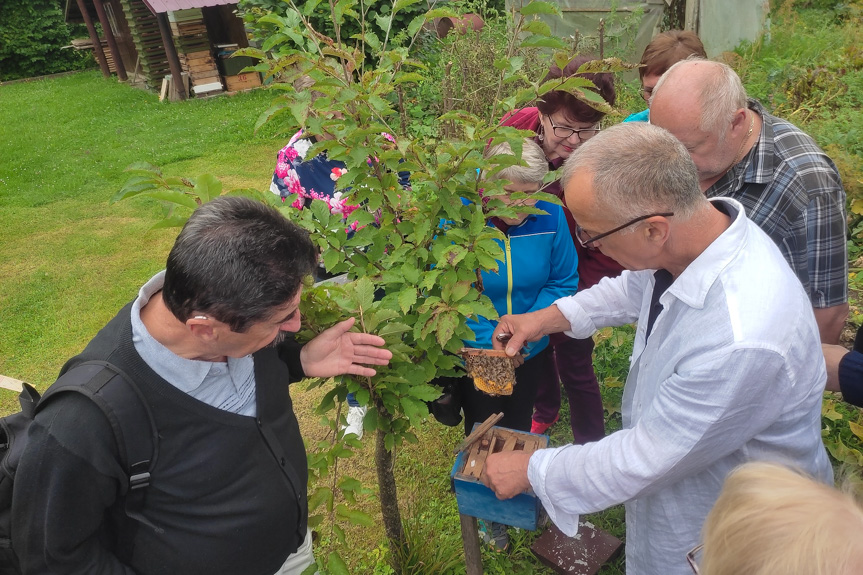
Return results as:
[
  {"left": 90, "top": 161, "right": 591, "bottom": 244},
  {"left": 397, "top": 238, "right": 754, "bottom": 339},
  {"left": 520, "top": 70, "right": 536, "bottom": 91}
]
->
[{"left": 0, "top": 71, "right": 283, "bottom": 391}]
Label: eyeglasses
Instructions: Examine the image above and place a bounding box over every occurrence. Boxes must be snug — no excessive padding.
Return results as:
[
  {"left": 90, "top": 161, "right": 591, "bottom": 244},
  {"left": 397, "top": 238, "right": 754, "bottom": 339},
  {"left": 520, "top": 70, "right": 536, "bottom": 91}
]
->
[
  {"left": 641, "top": 86, "right": 654, "bottom": 102},
  {"left": 686, "top": 543, "right": 703, "bottom": 574},
  {"left": 575, "top": 212, "right": 674, "bottom": 248},
  {"left": 547, "top": 116, "right": 601, "bottom": 141}
]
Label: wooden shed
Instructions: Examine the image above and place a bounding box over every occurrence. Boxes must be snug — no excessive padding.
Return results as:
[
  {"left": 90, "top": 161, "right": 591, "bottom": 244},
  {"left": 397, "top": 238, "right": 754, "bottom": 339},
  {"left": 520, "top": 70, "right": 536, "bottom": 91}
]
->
[{"left": 65, "top": 0, "right": 256, "bottom": 100}]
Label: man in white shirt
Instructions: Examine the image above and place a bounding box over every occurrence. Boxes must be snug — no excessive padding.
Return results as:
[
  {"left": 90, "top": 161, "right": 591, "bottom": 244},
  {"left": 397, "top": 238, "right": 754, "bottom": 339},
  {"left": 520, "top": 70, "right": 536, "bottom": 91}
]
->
[{"left": 483, "top": 123, "right": 832, "bottom": 575}]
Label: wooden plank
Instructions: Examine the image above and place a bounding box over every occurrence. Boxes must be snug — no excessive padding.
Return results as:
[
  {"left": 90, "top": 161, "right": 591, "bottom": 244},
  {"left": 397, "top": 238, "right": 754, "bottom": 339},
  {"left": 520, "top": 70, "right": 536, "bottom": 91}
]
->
[
  {"left": 182, "top": 49, "right": 212, "bottom": 59},
  {"left": 501, "top": 431, "right": 518, "bottom": 453},
  {"left": 159, "top": 76, "right": 170, "bottom": 101},
  {"left": 453, "top": 412, "right": 503, "bottom": 454},
  {"left": 184, "top": 57, "right": 215, "bottom": 67},
  {"left": 190, "top": 69, "right": 220, "bottom": 81},
  {"left": 532, "top": 522, "right": 623, "bottom": 575},
  {"left": 187, "top": 62, "right": 218, "bottom": 74},
  {"left": 469, "top": 440, "right": 491, "bottom": 480},
  {"left": 0, "top": 375, "right": 24, "bottom": 393},
  {"left": 461, "top": 438, "right": 486, "bottom": 479},
  {"left": 520, "top": 436, "right": 539, "bottom": 453}
]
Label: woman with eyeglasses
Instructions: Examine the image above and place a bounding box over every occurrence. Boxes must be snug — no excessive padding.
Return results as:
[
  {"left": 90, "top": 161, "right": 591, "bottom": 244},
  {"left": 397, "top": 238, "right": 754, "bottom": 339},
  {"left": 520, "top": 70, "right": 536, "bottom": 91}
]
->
[
  {"left": 624, "top": 30, "right": 707, "bottom": 123},
  {"left": 499, "top": 55, "right": 619, "bottom": 445}
]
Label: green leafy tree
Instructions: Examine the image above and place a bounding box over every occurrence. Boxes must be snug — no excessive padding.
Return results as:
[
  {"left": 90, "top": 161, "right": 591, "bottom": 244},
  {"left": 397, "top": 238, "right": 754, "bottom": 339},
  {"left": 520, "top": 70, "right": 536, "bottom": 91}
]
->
[
  {"left": 116, "top": 1, "right": 636, "bottom": 570},
  {"left": 0, "top": 0, "right": 91, "bottom": 81}
]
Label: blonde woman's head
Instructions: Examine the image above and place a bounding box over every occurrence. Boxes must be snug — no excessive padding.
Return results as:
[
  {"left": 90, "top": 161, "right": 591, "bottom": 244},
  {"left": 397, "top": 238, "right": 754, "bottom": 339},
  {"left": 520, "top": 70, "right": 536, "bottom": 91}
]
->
[{"left": 699, "top": 462, "right": 863, "bottom": 575}]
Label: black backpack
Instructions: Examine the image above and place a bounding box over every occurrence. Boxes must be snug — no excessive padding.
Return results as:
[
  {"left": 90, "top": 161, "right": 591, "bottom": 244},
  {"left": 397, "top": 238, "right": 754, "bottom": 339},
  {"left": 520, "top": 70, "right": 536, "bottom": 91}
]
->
[{"left": 0, "top": 361, "right": 159, "bottom": 574}]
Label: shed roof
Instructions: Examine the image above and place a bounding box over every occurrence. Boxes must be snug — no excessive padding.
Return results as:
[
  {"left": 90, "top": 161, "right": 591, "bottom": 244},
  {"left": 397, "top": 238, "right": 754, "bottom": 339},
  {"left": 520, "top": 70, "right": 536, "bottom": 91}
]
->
[{"left": 141, "top": 0, "right": 237, "bottom": 13}]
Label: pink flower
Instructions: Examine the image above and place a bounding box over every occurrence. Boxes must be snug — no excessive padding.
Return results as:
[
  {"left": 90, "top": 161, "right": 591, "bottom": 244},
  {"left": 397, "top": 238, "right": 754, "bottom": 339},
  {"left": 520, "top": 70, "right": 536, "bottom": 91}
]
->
[
  {"left": 285, "top": 147, "right": 299, "bottom": 162},
  {"left": 275, "top": 160, "right": 290, "bottom": 179}
]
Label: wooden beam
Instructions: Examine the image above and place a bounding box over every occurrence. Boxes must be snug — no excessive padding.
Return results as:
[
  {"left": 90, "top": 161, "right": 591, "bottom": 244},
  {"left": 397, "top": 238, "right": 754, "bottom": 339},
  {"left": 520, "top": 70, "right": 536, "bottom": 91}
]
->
[
  {"left": 92, "top": 0, "right": 127, "bottom": 80},
  {"left": 0, "top": 375, "right": 25, "bottom": 393},
  {"left": 75, "top": 0, "right": 111, "bottom": 78},
  {"left": 155, "top": 12, "right": 186, "bottom": 101},
  {"left": 684, "top": 0, "right": 699, "bottom": 32}
]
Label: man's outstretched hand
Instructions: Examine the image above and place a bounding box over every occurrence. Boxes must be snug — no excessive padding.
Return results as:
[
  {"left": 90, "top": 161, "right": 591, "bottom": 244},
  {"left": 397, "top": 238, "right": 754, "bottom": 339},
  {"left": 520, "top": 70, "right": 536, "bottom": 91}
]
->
[{"left": 300, "top": 317, "right": 392, "bottom": 378}]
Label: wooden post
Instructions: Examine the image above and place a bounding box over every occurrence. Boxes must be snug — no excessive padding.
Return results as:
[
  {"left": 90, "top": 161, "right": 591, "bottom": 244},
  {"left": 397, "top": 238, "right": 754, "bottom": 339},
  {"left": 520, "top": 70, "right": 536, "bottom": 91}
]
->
[
  {"left": 155, "top": 12, "right": 187, "bottom": 101},
  {"left": 91, "top": 0, "right": 127, "bottom": 80},
  {"left": 75, "top": 0, "right": 111, "bottom": 78},
  {"left": 459, "top": 514, "right": 483, "bottom": 575},
  {"left": 0, "top": 375, "right": 25, "bottom": 393},
  {"left": 684, "top": 0, "right": 699, "bottom": 32}
]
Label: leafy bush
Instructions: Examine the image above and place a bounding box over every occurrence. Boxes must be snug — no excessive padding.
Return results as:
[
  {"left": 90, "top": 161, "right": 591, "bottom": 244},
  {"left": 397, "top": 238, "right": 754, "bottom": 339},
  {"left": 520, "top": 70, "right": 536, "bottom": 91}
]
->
[
  {"left": 0, "top": 0, "right": 92, "bottom": 81},
  {"left": 237, "top": 0, "right": 428, "bottom": 57}
]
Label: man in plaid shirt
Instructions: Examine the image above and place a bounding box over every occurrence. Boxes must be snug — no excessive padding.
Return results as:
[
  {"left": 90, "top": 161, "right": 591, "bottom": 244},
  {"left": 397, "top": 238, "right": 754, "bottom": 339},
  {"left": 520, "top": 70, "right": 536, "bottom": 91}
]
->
[{"left": 650, "top": 59, "right": 848, "bottom": 343}]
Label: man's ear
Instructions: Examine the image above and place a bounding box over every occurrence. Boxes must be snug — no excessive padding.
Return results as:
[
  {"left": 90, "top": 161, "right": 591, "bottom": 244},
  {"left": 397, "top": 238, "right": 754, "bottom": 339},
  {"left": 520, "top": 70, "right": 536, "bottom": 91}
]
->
[
  {"left": 643, "top": 217, "right": 671, "bottom": 245},
  {"left": 730, "top": 107, "right": 749, "bottom": 132},
  {"left": 187, "top": 316, "right": 216, "bottom": 341}
]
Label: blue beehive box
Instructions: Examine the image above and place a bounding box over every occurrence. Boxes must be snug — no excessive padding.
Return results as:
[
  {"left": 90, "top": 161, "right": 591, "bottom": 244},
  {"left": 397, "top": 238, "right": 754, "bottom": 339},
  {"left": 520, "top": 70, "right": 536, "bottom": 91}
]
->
[{"left": 450, "top": 424, "right": 548, "bottom": 531}]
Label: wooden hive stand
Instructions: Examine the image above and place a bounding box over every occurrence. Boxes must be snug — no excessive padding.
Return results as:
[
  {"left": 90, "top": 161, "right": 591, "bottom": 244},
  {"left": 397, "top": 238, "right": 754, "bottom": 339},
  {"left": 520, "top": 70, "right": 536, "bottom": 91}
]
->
[{"left": 451, "top": 414, "right": 549, "bottom": 574}]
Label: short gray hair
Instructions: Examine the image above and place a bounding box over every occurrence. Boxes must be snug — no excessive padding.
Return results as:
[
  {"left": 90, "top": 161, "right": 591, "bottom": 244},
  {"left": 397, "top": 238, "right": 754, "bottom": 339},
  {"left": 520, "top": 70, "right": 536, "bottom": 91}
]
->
[
  {"left": 484, "top": 139, "right": 548, "bottom": 185},
  {"left": 559, "top": 123, "right": 705, "bottom": 222},
  {"left": 653, "top": 59, "right": 748, "bottom": 135}
]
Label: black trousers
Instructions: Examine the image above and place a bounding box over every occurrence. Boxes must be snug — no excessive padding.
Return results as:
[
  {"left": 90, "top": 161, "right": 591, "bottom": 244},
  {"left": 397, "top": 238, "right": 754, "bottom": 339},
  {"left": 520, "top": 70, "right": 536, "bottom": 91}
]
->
[{"left": 461, "top": 346, "right": 555, "bottom": 435}]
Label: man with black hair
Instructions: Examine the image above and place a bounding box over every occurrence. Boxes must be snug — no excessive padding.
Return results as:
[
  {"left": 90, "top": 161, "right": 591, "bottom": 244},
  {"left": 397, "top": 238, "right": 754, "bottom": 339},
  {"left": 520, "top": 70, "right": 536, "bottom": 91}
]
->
[{"left": 11, "top": 196, "right": 392, "bottom": 575}]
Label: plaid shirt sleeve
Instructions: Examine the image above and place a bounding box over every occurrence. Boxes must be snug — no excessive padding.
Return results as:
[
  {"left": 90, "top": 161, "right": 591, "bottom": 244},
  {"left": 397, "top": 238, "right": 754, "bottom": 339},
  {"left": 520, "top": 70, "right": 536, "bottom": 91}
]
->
[{"left": 708, "top": 102, "right": 848, "bottom": 308}]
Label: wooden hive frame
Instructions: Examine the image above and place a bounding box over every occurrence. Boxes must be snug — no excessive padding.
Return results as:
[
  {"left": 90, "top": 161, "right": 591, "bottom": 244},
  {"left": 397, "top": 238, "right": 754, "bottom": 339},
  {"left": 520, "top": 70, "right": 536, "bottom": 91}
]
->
[{"left": 456, "top": 427, "right": 546, "bottom": 482}]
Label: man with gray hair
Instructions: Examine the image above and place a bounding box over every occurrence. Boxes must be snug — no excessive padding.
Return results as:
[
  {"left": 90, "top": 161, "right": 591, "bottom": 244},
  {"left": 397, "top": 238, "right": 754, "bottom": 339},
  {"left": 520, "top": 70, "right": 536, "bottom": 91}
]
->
[
  {"left": 649, "top": 59, "right": 848, "bottom": 344},
  {"left": 482, "top": 123, "right": 831, "bottom": 575},
  {"left": 12, "top": 196, "right": 392, "bottom": 575}
]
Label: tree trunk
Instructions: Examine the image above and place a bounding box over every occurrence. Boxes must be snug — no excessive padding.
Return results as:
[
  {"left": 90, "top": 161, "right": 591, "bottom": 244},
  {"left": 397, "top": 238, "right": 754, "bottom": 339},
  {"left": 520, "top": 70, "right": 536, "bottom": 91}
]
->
[{"left": 374, "top": 411, "right": 405, "bottom": 574}]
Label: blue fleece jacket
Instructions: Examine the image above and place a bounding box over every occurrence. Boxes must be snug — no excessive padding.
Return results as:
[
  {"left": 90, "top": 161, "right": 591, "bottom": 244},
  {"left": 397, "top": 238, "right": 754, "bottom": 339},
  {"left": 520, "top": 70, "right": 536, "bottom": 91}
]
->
[{"left": 464, "top": 200, "right": 579, "bottom": 359}]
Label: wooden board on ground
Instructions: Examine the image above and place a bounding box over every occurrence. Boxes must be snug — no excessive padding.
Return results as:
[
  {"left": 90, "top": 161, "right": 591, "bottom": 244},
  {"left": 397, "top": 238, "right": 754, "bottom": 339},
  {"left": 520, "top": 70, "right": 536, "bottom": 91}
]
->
[
  {"left": 531, "top": 522, "right": 623, "bottom": 575},
  {"left": 0, "top": 375, "right": 24, "bottom": 393}
]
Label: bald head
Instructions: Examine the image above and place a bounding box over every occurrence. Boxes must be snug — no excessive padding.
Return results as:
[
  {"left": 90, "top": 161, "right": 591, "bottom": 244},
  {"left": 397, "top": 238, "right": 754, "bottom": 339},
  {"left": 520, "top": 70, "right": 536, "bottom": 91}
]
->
[
  {"left": 651, "top": 59, "right": 748, "bottom": 134},
  {"left": 649, "top": 60, "right": 752, "bottom": 188}
]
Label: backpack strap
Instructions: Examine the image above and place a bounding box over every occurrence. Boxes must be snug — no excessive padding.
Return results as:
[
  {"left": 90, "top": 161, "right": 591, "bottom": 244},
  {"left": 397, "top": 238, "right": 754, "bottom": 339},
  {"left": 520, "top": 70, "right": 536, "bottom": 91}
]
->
[{"left": 39, "top": 361, "right": 162, "bottom": 533}]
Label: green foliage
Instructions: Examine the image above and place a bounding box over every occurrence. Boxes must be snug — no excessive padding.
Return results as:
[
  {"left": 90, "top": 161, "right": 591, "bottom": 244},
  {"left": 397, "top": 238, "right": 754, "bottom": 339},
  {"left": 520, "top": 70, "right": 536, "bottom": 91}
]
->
[
  {"left": 237, "top": 0, "right": 428, "bottom": 59},
  {"left": 593, "top": 326, "right": 634, "bottom": 433},
  {"left": 821, "top": 394, "right": 863, "bottom": 467},
  {"left": 387, "top": 498, "right": 465, "bottom": 574},
  {"left": 110, "top": 162, "right": 272, "bottom": 227},
  {"left": 429, "top": 10, "right": 547, "bottom": 133},
  {"left": 0, "top": 0, "right": 92, "bottom": 81}
]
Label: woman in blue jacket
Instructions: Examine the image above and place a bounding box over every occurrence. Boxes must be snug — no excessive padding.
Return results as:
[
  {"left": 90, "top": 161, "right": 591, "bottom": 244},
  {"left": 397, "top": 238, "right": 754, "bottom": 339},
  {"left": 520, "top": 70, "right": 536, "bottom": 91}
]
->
[
  {"left": 461, "top": 139, "right": 579, "bottom": 436},
  {"left": 460, "top": 139, "right": 579, "bottom": 550}
]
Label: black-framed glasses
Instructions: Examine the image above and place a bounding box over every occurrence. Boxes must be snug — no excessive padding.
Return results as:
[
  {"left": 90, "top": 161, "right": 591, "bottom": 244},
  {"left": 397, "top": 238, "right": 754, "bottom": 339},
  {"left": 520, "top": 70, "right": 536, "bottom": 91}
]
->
[
  {"left": 575, "top": 212, "right": 674, "bottom": 248},
  {"left": 641, "top": 85, "right": 654, "bottom": 102},
  {"left": 547, "top": 116, "right": 601, "bottom": 141},
  {"left": 686, "top": 543, "right": 703, "bottom": 574}
]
